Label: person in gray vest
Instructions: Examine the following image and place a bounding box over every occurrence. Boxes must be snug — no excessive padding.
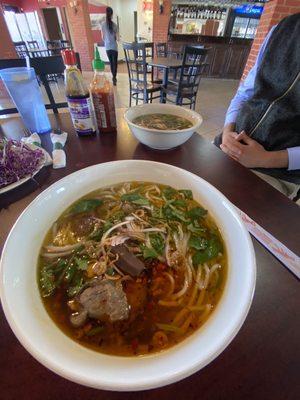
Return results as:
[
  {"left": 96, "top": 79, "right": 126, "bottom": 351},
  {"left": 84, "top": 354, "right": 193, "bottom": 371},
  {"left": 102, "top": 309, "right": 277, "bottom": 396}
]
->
[{"left": 215, "top": 13, "right": 300, "bottom": 201}]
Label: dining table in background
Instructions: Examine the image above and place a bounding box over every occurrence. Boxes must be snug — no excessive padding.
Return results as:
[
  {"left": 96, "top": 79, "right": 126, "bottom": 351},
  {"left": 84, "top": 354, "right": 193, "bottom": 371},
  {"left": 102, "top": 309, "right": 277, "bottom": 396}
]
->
[
  {"left": 148, "top": 57, "right": 183, "bottom": 102},
  {"left": 0, "top": 111, "right": 299, "bottom": 400}
]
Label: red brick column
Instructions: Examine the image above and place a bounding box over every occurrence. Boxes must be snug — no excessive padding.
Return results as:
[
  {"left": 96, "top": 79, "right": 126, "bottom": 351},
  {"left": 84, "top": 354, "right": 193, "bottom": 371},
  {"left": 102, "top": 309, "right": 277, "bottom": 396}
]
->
[
  {"left": 242, "top": 0, "right": 300, "bottom": 79},
  {"left": 66, "top": 0, "right": 94, "bottom": 71},
  {"left": 0, "top": 7, "right": 17, "bottom": 59},
  {"left": 152, "top": 0, "right": 171, "bottom": 45},
  {"left": 0, "top": 6, "right": 17, "bottom": 97}
]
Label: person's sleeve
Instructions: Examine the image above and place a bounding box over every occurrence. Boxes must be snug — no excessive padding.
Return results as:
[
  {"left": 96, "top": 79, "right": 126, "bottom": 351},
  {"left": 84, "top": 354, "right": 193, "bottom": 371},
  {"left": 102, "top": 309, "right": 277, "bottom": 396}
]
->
[
  {"left": 224, "top": 26, "right": 276, "bottom": 126},
  {"left": 287, "top": 147, "right": 300, "bottom": 170}
]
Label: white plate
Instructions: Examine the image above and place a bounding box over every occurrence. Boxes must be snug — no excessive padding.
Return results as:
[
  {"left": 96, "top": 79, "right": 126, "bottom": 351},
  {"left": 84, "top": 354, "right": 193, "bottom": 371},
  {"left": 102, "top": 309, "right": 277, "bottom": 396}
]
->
[
  {"left": 0, "top": 145, "right": 46, "bottom": 195},
  {"left": 0, "top": 160, "right": 256, "bottom": 391}
]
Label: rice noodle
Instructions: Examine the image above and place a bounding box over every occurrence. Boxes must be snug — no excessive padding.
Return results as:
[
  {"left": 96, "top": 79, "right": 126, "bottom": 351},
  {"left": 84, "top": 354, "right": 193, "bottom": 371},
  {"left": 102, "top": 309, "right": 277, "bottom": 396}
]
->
[
  {"left": 158, "top": 300, "right": 182, "bottom": 307},
  {"left": 171, "top": 273, "right": 189, "bottom": 300},
  {"left": 41, "top": 251, "right": 74, "bottom": 259},
  {"left": 173, "top": 307, "right": 190, "bottom": 325},
  {"left": 100, "top": 220, "right": 131, "bottom": 245},
  {"left": 52, "top": 222, "right": 58, "bottom": 238},
  {"left": 105, "top": 274, "right": 121, "bottom": 280},
  {"left": 200, "top": 263, "right": 210, "bottom": 290},
  {"left": 198, "top": 304, "right": 212, "bottom": 323},
  {"left": 162, "top": 272, "right": 175, "bottom": 297},
  {"left": 210, "top": 263, "right": 221, "bottom": 275},
  {"left": 44, "top": 242, "right": 82, "bottom": 253},
  {"left": 196, "top": 288, "right": 206, "bottom": 307},
  {"left": 180, "top": 314, "right": 193, "bottom": 335},
  {"left": 188, "top": 267, "right": 202, "bottom": 306}
]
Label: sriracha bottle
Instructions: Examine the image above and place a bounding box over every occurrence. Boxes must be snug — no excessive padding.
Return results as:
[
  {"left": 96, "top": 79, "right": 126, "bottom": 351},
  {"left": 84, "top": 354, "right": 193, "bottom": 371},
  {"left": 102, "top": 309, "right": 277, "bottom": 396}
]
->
[{"left": 90, "top": 48, "right": 117, "bottom": 133}]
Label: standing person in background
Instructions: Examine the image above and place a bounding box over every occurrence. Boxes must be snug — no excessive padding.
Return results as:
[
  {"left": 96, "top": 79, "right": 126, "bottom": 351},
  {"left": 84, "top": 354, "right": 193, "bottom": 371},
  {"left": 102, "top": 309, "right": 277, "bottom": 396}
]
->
[{"left": 100, "top": 7, "right": 119, "bottom": 86}]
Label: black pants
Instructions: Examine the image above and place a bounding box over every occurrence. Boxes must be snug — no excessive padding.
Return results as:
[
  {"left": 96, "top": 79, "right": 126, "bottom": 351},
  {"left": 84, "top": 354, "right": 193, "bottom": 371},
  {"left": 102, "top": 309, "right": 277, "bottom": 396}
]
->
[{"left": 106, "top": 50, "right": 118, "bottom": 80}]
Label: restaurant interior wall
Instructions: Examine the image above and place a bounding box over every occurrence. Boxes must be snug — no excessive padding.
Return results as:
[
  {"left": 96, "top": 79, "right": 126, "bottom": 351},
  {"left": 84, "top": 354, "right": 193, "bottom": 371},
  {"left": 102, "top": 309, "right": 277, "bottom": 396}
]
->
[{"left": 137, "top": 0, "right": 153, "bottom": 41}]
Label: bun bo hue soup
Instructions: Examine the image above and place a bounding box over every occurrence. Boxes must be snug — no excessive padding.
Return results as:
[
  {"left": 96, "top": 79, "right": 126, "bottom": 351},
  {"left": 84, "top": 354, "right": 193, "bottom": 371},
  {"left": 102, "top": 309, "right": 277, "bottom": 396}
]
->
[
  {"left": 38, "top": 182, "right": 227, "bottom": 356},
  {"left": 132, "top": 114, "right": 193, "bottom": 130}
]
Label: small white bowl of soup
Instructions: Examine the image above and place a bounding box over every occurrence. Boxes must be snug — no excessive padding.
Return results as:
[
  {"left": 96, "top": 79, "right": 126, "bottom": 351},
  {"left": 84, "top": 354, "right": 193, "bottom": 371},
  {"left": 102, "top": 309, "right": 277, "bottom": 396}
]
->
[
  {"left": 0, "top": 160, "right": 256, "bottom": 391},
  {"left": 124, "top": 104, "right": 203, "bottom": 150}
]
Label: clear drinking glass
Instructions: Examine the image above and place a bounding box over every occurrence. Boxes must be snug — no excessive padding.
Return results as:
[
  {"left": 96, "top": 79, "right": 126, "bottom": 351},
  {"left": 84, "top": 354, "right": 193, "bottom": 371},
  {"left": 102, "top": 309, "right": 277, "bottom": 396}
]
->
[{"left": 0, "top": 67, "right": 51, "bottom": 134}]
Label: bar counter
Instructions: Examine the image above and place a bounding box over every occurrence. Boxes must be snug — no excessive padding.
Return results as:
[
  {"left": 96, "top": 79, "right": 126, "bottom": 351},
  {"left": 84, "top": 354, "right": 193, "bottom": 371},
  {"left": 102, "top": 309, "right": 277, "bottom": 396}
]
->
[{"left": 168, "top": 33, "right": 253, "bottom": 79}]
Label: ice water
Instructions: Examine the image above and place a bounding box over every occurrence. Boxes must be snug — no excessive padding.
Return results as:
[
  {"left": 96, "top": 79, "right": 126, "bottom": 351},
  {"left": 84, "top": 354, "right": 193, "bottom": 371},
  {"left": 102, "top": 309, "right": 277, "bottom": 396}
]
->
[{"left": 0, "top": 67, "right": 51, "bottom": 134}]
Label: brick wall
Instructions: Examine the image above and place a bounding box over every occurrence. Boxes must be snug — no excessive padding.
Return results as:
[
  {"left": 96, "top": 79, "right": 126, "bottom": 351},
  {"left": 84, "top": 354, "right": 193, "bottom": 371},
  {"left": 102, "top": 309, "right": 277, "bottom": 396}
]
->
[
  {"left": 0, "top": 7, "right": 17, "bottom": 59},
  {"left": 0, "top": 6, "right": 17, "bottom": 97},
  {"left": 152, "top": 0, "right": 171, "bottom": 45},
  {"left": 66, "top": 0, "right": 94, "bottom": 71},
  {"left": 242, "top": 0, "right": 300, "bottom": 79}
]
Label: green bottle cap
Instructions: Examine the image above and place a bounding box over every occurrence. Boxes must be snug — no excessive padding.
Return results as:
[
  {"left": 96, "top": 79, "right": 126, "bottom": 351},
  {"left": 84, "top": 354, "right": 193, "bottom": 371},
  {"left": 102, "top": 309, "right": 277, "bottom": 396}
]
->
[{"left": 93, "top": 47, "right": 105, "bottom": 71}]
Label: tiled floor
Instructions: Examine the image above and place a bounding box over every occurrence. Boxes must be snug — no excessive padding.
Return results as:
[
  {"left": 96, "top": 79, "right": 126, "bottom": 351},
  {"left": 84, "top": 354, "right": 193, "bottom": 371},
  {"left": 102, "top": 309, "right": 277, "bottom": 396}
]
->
[{"left": 0, "top": 68, "right": 239, "bottom": 141}]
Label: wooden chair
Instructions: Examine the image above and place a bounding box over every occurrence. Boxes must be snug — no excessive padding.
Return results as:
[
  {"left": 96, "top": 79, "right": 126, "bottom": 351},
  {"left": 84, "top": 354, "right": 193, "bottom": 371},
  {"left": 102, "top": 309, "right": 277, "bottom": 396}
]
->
[
  {"left": 13, "top": 41, "right": 28, "bottom": 58},
  {"left": 29, "top": 49, "right": 53, "bottom": 58},
  {"left": 123, "top": 42, "right": 162, "bottom": 106},
  {"left": 60, "top": 40, "right": 71, "bottom": 49},
  {"left": 155, "top": 42, "right": 167, "bottom": 57},
  {"left": 162, "top": 46, "right": 209, "bottom": 110},
  {"left": 0, "top": 53, "right": 81, "bottom": 116},
  {"left": 46, "top": 40, "right": 62, "bottom": 55},
  {"left": 27, "top": 41, "right": 39, "bottom": 49}
]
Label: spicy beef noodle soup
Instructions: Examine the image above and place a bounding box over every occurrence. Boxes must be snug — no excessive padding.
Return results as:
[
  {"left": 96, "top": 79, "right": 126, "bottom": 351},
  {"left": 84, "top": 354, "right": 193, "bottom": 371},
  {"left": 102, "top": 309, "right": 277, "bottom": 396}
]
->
[
  {"left": 38, "top": 182, "right": 227, "bottom": 356},
  {"left": 132, "top": 114, "right": 193, "bottom": 130}
]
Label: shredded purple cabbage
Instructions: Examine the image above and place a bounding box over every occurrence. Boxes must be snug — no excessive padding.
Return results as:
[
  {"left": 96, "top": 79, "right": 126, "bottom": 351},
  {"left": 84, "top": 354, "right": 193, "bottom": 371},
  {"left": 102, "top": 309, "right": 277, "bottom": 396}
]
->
[{"left": 0, "top": 139, "right": 45, "bottom": 189}]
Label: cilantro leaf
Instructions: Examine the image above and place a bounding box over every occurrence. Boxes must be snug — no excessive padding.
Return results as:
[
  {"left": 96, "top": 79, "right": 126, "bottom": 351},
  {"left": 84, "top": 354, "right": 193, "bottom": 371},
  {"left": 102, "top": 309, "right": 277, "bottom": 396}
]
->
[
  {"left": 70, "top": 199, "right": 103, "bottom": 215},
  {"left": 188, "top": 236, "right": 208, "bottom": 250},
  {"left": 106, "top": 267, "right": 115, "bottom": 276},
  {"left": 187, "top": 223, "right": 206, "bottom": 234},
  {"left": 141, "top": 245, "right": 158, "bottom": 259},
  {"left": 192, "top": 236, "right": 223, "bottom": 265},
  {"left": 150, "top": 233, "right": 164, "bottom": 255},
  {"left": 121, "top": 193, "right": 149, "bottom": 206},
  {"left": 162, "top": 186, "right": 178, "bottom": 200},
  {"left": 163, "top": 205, "right": 188, "bottom": 222},
  {"left": 173, "top": 199, "right": 187, "bottom": 208},
  {"left": 187, "top": 207, "right": 207, "bottom": 220},
  {"left": 179, "top": 189, "right": 193, "bottom": 200},
  {"left": 75, "top": 257, "right": 88, "bottom": 271},
  {"left": 67, "top": 276, "right": 84, "bottom": 298},
  {"left": 40, "top": 266, "right": 56, "bottom": 297}
]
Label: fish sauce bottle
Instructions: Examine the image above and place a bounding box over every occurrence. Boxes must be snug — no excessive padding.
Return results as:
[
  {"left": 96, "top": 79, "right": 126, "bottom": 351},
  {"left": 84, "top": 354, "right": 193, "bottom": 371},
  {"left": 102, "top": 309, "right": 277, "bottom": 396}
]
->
[
  {"left": 90, "top": 48, "right": 117, "bottom": 133},
  {"left": 61, "top": 49, "right": 96, "bottom": 136}
]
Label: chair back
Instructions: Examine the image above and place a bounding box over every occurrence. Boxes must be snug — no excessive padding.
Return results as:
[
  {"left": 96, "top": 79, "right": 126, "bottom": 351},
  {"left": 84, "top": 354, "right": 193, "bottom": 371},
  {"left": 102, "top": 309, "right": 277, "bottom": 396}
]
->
[
  {"left": 14, "top": 41, "right": 28, "bottom": 58},
  {"left": 156, "top": 42, "right": 167, "bottom": 57},
  {"left": 60, "top": 40, "right": 71, "bottom": 49},
  {"left": 27, "top": 41, "right": 39, "bottom": 49},
  {"left": 123, "top": 42, "right": 148, "bottom": 90},
  {"left": 0, "top": 58, "right": 26, "bottom": 70},
  {"left": 46, "top": 40, "right": 62, "bottom": 55},
  {"left": 178, "top": 46, "right": 208, "bottom": 95},
  {"left": 29, "top": 49, "right": 53, "bottom": 58}
]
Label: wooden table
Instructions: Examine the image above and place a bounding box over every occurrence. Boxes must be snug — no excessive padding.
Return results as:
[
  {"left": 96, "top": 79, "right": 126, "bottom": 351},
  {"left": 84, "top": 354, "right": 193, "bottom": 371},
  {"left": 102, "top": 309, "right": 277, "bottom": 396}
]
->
[
  {"left": 1, "top": 112, "right": 299, "bottom": 400},
  {"left": 148, "top": 57, "right": 183, "bottom": 102}
]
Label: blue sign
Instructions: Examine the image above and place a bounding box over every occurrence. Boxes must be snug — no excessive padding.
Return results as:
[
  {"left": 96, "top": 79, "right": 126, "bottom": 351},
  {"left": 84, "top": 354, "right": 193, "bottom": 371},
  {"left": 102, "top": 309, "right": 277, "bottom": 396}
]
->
[{"left": 234, "top": 5, "right": 263, "bottom": 16}]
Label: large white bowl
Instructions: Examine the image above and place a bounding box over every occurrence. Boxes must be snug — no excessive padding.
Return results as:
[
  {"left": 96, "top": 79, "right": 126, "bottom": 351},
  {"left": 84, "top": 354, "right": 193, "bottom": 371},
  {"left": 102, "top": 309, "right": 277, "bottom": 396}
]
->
[
  {"left": 0, "top": 160, "right": 256, "bottom": 391},
  {"left": 124, "top": 104, "right": 203, "bottom": 150}
]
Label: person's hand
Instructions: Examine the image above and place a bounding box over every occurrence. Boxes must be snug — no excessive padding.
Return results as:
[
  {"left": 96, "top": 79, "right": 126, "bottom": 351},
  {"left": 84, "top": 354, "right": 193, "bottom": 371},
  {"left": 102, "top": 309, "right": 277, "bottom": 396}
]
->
[
  {"left": 220, "top": 131, "right": 270, "bottom": 168},
  {"left": 221, "top": 124, "right": 242, "bottom": 156}
]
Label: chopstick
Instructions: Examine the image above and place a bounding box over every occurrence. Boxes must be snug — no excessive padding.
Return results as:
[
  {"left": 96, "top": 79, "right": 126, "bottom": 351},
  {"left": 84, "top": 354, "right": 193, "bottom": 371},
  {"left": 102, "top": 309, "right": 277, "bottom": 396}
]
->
[{"left": 235, "top": 207, "right": 300, "bottom": 279}]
